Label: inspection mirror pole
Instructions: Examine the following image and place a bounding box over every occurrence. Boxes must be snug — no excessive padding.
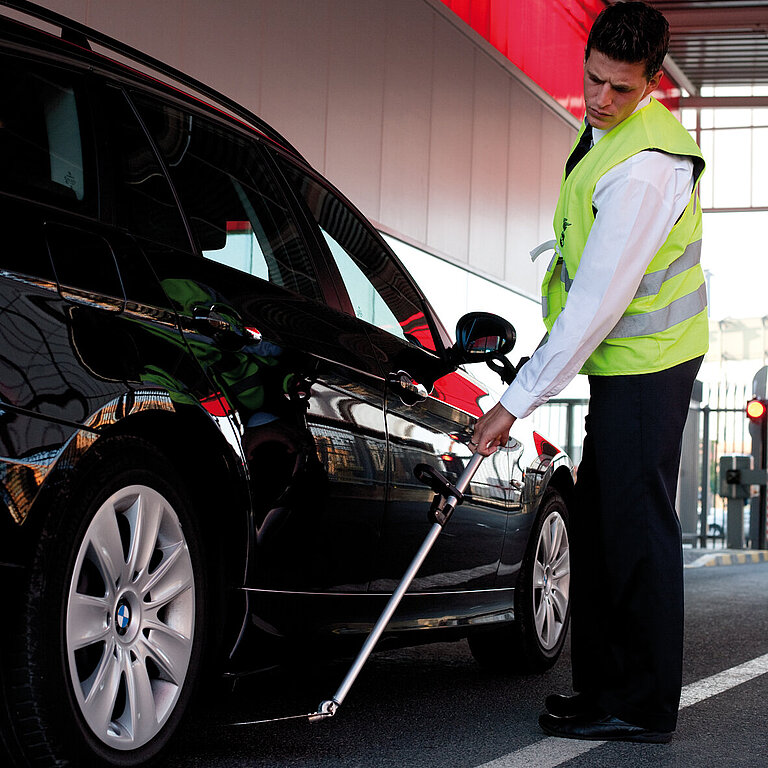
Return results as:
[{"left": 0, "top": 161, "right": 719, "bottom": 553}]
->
[{"left": 309, "top": 450, "right": 485, "bottom": 721}]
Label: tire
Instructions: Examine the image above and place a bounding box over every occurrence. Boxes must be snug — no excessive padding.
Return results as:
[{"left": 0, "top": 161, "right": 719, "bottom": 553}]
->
[
  {"left": 469, "top": 490, "right": 570, "bottom": 673},
  {"left": 10, "top": 436, "right": 207, "bottom": 767}
]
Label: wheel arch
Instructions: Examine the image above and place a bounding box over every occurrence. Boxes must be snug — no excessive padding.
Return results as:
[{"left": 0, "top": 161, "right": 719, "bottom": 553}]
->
[
  {"left": 13, "top": 393, "right": 253, "bottom": 595},
  {"left": 544, "top": 463, "right": 576, "bottom": 515},
  {"left": 523, "top": 450, "right": 576, "bottom": 517}
]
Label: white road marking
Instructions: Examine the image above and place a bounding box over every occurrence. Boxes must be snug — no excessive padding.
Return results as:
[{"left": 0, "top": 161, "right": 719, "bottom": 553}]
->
[
  {"left": 478, "top": 737, "right": 600, "bottom": 768},
  {"left": 477, "top": 651, "right": 768, "bottom": 768},
  {"left": 678, "top": 652, "right": 768, "bottom": 708}
]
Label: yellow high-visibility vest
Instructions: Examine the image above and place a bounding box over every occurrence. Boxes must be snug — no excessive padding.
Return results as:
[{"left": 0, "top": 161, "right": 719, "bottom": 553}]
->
[{"left": 542, "top": 98, "right": 707, "bottom": 376}]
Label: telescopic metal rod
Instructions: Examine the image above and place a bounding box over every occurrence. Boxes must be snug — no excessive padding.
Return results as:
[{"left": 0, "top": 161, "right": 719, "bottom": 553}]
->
[
  {"left": 229, "top": 451, "right": 486, "bottom": 728},
  {"left": 309, "top": 451, "right": 485, "bottom": 721}
]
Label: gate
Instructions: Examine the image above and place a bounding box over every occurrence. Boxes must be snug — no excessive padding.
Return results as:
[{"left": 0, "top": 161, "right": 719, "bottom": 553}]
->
[
  {"left": 698, "top": 381, "right": 754, "bottom": 547},
  {"left": 531, "top": 398, "right": 588, "bottom": 467},
  {"left": 534, "top": 381, "right": 757, "bottom": 549}
]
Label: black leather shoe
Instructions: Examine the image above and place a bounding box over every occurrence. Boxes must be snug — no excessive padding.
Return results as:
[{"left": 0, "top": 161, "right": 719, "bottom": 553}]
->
[
  {"left": 544, "top": 691, "right": 599, "bottom": 719},
  {"left": 539, "top": 711, "right": 674, "bottom": 744}
]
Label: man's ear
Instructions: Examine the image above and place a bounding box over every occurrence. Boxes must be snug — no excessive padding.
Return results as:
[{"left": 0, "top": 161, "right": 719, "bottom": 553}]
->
[{"left": 644, "top": 69, "right": 663, "bottom": 98}]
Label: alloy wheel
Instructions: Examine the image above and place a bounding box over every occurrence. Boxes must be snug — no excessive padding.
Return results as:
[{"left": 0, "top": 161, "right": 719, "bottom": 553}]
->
[
  {"left": 532, "top": 509, "right": 570, "bottom": 651},
  {"left": 65, "top": 484, "right": 195, "bottom": 750}
]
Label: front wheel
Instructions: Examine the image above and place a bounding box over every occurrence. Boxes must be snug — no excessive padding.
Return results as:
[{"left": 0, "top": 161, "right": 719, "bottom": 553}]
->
[
  {"left": 469, "top": 490, "right": 570, "bottom": 673},
  {"left": 12, "top": 437, "right": 208, "bottom": 767}
]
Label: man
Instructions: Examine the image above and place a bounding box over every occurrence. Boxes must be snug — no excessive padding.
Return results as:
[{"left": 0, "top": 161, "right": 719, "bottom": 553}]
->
[{"left": 470, "top": 1, "right": 706, "bottom": 744}]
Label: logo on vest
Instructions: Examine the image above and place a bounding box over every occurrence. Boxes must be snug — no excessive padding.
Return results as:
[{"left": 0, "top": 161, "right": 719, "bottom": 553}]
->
[{"left": 559, "top": 218, "right": 571, "bottom": 248}]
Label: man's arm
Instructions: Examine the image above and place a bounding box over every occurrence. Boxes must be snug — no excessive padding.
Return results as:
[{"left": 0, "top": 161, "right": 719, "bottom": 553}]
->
[{"left": 472, "top": 151, "right": 694, "bottom": 455}]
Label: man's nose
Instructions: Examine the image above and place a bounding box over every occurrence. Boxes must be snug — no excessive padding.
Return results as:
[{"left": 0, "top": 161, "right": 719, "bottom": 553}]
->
[{"left": 595, "top": 83, "right": 612, "bottom": 107}]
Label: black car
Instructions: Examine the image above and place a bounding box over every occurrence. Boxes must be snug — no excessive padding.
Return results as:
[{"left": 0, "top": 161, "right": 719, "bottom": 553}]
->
[{"left": 0, "top": 2, "right": 575, "bottom": 766}]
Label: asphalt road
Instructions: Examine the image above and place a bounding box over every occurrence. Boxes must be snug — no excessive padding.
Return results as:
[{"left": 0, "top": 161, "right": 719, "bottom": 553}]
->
[{"left": 168, "top": 562, "right": 768, "bottom": 767}]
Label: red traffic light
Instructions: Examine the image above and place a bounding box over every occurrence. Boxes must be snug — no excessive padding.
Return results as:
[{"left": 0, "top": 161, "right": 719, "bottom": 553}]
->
[{"left": 746, "top": 399, "right": 767, "bottom": 421}]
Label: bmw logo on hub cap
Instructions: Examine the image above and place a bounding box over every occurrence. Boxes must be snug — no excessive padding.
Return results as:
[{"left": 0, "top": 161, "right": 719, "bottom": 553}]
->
[{"left": 115, "top": 601, "right": 131, "bottom": 635}]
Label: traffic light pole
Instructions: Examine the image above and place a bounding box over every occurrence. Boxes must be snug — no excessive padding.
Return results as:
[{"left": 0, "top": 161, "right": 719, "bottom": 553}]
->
[
  {"left": 720, "top": 460, "right": 768, "bottom": 549},
  {"left": 720, "top": 368, "right": 768, "bottom": 550},
  {"left": 748, "top": 366, "right": 767, "bottom": 550},
  {"left": 755, "top": 435, "right": 767, "bottom": 550}
]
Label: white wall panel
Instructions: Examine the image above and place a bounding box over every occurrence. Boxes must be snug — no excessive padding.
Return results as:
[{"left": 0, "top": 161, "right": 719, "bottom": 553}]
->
[
  {"left": 178, "top": 0, "right": 263, "bottom": 117},
  {"left": 65, "top": 0, "right": 183, "bottom": 66},
  {"left": 34, "top": 0, "right": 86, "bottom": 25},
  {"left": 468, "top": 52, "right": 510, "bottom": 278},
  {"left": 379, "top": 0, "right": 433, "bottom": 244},
  {"left": 427, "top": 20, "right": 474, "bottom": 263},
  {"left": 257, "top": 1, "right": 329, "bottom": 171},
  {"left": 324, "top": 0, "right": 387, "bottom": 222},
  {"left": 506, "top": 88, "right": 543, "bottom": 297}
]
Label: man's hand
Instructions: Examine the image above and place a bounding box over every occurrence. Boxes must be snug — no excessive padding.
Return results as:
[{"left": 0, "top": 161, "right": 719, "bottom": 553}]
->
[{"left": 470, "top": 402, "right": 516, "bottom": 456}]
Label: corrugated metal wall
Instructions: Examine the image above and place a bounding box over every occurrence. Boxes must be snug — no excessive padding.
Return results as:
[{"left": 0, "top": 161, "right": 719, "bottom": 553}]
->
[{"left": 37, "top": 0, "right": 579, "bottom": 300}]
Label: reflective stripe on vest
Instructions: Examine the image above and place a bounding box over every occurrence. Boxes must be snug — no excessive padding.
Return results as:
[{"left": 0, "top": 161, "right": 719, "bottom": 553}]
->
[
  {"left": 546, "top": 239, "right": 703, "bottom": 327},
  {"left": 606, "top": 281, "right": 707, "bottom": 339},
  {"left": 561, "top": 260, "right": 573, "bottom": 292},
  {"left": 634, "top": 239, "right": 702, "bottom": 299}
]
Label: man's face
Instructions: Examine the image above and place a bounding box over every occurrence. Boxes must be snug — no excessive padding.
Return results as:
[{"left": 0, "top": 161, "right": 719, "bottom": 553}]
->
[{"left": 583, "top": 49, "right": 662, "bottom": 131}]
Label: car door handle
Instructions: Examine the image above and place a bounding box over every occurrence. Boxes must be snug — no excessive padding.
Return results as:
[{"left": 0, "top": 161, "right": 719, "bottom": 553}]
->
[
  {"left": 192, "top": 305, "right": 234, "bottom": 333},
  {"left": 388, "top": 370, "right": 430, "bottom": 403},
  {"left": 190, "top": 304, "right": 250, "bottom": 349}
]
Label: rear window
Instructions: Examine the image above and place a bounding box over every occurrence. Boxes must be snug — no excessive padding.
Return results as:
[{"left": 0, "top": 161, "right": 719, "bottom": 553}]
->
[{"left": 0, "top": 55, "right": 92, "bottom": 211}]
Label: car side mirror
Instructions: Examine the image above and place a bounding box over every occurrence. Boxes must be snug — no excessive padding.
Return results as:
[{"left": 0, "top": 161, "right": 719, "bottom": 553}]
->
[
  {"left": 451, "top": 311, "right": 516, "bottom": 363},
  {"left": 450, "top": 312, "right": 525, "bottom": 385}
]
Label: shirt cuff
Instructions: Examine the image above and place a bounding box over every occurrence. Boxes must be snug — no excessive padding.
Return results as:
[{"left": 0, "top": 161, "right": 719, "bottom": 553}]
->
[{"left": 498, "top": 380, "right": 539, "bottom": 420}]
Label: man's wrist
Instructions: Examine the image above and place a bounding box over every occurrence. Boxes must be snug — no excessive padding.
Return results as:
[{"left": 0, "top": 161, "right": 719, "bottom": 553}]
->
[{"left": 499, "top": 385, "right": 528, "bottom": 421}]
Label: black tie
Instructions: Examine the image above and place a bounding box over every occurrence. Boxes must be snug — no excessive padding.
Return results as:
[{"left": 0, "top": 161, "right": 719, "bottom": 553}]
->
[{"left": 565, "top": 124, "right": 593, "bottom": 178}]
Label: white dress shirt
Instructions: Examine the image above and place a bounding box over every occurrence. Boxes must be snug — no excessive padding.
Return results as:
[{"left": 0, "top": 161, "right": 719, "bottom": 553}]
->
[{"left": 499, "top": 100, "right": 696, "bottom": 419}]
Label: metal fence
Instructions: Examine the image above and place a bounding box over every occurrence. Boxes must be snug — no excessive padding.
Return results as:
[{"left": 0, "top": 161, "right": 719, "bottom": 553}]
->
[
  {"left": 531, "top": 399, "right": 588, "bottom": 468},
  {"left": 698, "top": 381, "right": 754, "bottom": 547},
  {"left": 534, "top": 381, "right": 757, "bottom": 549}
]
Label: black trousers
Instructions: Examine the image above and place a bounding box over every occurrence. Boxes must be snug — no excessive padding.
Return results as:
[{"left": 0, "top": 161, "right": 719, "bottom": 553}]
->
[{"left": 569, "top": 355, "right": 702, "bottom": 733}]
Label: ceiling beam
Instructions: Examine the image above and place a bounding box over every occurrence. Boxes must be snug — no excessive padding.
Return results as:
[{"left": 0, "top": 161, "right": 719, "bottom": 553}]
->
[
  {"left": 680, "top": 95, "right": 768, "bottom": 109},
  {"left": 663, "top": 53, "right": 698, "bottom": 96},
  {"left": 663, "top": 7, "right": 768, "bottom": 31}
]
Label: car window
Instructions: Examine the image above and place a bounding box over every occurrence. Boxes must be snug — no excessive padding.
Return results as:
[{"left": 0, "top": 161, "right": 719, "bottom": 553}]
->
[
  {"left": 277, "top": 161, "right": 438, "bottom": 352},
  {"left": 0, "top": 55, "right": 93, "bottom": 212},
  {"left": 318, "top": 227, "right": 404, "bottom": 338},
  {"left": 131, "top": 94, "right": 323, "bottom": 302},
  {"left": 106, "top": 86, "right": 190, "bottom": 251}
]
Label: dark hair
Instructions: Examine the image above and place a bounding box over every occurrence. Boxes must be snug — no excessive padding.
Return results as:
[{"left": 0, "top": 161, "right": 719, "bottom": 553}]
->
[{"left": 585, "top": 1, "right": 669, "bottom": 80}]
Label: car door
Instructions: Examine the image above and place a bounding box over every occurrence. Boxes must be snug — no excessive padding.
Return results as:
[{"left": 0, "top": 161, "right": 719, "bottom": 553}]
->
[
  {"left": 273, "top": 160, "right": 513, "bottom": 602},
  {"left": 125, "top": 90, "right": 388, "bottom": 600},
  {"left": 0, "top": 56, "right": 94, "bottom": 525},
  {"left": 0, "top": 54, "right": 175, "bottom": 526}
]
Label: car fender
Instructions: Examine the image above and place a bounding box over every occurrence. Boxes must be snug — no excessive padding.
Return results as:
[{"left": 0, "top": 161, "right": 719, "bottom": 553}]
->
[
  {"left": 522, "top": 449, "right": 575, "bottom": 517},
  {"left": 1, "top": 386, "right": 253, "bottom": 586}
]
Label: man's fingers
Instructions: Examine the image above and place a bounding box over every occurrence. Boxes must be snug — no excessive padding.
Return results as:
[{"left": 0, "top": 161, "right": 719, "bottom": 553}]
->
[
  {"left": 470, "top": 403, "right": 515, "bottom": 455},
  {"left": 472, "top": 433, "right": 500, "bottom": 456}
]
